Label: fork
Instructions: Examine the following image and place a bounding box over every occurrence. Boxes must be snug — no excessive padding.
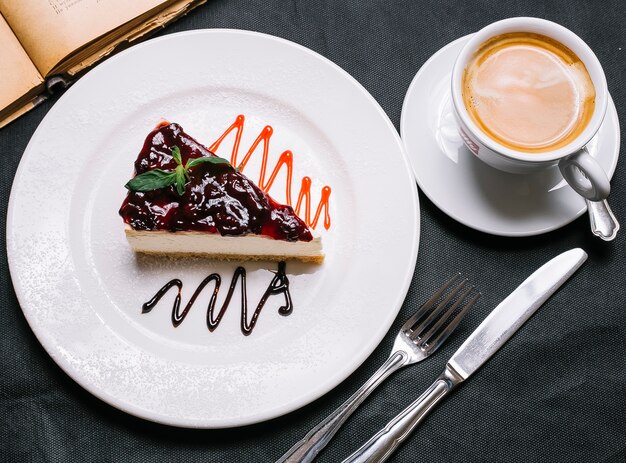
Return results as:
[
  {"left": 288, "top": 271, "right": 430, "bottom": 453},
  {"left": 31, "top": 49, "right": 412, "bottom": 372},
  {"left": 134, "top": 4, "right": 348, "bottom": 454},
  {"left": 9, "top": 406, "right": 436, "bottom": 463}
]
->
[{"left": 277, "top": 275, "right": 480, "bottom": 463}]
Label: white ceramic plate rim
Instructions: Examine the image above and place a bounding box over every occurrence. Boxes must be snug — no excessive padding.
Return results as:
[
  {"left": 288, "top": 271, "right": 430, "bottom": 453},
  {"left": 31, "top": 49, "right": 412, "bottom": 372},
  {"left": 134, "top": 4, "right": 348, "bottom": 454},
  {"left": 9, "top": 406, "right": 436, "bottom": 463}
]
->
[
  {"left": 7, "top": 29, "right": 419, "bottom": 428},
  {"left": 401, "top": 34, "right": 619, "bottom": 237}
]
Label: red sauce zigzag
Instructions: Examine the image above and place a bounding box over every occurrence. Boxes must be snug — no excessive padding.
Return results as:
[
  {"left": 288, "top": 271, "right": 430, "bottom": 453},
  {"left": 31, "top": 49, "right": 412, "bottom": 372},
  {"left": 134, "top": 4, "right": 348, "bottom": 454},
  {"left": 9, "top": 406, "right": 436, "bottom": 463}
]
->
[{"left": 210, "top": 115, "right": 332, "bottom": 231}]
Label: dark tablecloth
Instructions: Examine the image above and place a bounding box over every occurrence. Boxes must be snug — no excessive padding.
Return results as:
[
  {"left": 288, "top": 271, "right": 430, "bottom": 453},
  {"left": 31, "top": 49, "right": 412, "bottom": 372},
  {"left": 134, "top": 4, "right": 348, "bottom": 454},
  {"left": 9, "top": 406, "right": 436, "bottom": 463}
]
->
[{"left": 2, "top": 1, "right": 625, "bottom": 461}]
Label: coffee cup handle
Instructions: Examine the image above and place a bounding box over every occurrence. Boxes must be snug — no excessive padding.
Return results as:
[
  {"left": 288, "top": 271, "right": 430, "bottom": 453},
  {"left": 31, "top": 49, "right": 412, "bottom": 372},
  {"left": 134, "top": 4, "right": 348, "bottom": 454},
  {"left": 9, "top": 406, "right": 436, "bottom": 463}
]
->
[{"left": 558, "top": 147, "right": 611, "bottom": 201}]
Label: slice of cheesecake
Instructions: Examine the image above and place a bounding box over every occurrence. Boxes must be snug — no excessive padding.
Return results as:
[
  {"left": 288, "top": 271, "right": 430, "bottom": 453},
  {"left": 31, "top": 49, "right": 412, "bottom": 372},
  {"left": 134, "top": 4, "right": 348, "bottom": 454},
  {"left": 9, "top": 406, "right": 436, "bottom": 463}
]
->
[{"left": 119, "top": 122, "right": 323, "bottom": 263}]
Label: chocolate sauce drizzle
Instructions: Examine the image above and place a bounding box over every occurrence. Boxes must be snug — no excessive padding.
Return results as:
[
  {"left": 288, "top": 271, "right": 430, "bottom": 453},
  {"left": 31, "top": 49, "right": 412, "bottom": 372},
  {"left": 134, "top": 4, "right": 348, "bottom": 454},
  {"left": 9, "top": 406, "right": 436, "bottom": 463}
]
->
[{"left": 141, "top": 262, "right": 293, "bottom": 336}]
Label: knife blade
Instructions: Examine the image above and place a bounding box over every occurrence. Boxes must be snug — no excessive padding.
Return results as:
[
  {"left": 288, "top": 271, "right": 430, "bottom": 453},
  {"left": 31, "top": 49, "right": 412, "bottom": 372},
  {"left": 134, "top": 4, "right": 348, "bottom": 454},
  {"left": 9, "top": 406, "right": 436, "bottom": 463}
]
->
[
  {"left": 343, "top": 248, "right": 588, "bottom": 463},
  {"left": 448, "top": 247, "right": 588, "bottom": 380}
]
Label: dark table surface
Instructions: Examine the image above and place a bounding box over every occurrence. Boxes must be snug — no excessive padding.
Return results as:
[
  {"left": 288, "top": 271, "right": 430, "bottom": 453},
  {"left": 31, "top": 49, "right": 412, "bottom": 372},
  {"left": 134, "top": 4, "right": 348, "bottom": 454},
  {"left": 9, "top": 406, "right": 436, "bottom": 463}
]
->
[{"left": 2, "top": 1, "right": 625, "bottom": 462}]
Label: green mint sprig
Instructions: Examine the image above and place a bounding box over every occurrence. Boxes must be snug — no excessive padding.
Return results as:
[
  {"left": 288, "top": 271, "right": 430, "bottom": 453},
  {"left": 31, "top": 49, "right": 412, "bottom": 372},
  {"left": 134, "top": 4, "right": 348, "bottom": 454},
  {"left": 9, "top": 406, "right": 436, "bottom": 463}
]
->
[{"left": 125, "top": 146, "right": 232, "bottom": 195}]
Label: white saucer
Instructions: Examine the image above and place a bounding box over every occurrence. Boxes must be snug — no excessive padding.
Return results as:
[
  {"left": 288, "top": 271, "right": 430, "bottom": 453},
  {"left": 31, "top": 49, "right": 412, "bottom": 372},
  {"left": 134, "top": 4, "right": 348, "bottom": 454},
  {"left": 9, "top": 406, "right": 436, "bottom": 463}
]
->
[{"left": 401, "top": 35, "right": 620, "bottom": 237}]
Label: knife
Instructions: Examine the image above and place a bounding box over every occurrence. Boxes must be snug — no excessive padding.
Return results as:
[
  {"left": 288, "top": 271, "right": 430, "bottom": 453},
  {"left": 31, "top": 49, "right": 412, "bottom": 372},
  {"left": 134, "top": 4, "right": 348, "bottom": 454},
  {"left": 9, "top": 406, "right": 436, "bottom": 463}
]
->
[{"left": 342, "top": 248, "right": 588, "bottom": 463}]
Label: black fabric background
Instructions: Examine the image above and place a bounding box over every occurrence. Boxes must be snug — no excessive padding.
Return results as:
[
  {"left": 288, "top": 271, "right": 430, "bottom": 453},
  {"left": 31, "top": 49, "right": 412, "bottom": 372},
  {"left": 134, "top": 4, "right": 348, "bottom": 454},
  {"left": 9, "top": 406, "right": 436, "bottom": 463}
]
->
[{"left": 1, "top": 1, "right": 625, "bottom": 461}]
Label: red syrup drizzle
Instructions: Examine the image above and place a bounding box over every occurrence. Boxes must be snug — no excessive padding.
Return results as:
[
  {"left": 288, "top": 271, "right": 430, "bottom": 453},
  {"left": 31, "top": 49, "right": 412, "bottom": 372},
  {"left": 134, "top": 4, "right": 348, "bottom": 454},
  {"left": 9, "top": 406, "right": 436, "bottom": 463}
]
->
[
  {"left": 142, "top": 262, "right": 292, "bottom": 336},
  {"left": 209, "top": 115, "right": 332, "bottom": 230}
]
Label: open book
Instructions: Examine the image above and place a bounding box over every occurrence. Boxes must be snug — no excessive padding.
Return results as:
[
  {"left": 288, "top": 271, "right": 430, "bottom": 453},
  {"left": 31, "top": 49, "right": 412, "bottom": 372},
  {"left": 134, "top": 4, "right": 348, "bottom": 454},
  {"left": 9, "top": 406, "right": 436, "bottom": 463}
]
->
[{"left": 0, "top": 0, "right": 205, "bottom": 128}]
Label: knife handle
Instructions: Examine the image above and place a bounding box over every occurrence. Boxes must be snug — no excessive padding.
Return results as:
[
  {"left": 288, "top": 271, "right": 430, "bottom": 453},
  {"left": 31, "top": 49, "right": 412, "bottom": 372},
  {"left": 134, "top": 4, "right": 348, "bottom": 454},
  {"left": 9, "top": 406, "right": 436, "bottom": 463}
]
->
[{"left": 342, "top": 366, "right": 461, "bottom": 463}]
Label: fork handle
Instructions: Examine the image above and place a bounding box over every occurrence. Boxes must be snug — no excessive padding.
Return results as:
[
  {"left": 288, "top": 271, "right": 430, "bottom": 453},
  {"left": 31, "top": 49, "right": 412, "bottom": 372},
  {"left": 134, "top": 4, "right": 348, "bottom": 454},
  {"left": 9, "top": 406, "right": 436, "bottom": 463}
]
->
[
  {"left": 342, "top": 366, "right": 460, "bottom": 463},
  {"left": 277, "top": 351, "right": 408, "bottom": 463}
]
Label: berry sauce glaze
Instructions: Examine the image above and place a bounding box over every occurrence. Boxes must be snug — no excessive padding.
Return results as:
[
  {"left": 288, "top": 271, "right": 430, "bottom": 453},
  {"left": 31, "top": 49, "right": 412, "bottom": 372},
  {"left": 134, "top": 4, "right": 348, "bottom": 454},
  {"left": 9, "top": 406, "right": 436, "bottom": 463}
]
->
[{"left": 119, "top": 123, "right": 313, "bottom": 241}]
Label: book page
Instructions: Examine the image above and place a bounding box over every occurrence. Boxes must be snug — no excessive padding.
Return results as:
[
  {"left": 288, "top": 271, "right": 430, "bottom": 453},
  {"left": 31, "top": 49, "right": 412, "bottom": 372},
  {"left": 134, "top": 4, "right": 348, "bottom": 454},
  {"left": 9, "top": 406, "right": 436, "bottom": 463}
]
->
[
  {"left": 0, "top": 13, "right": 43, "bottom": 119},
  {"left": 0, "top": 0, "right": 171, "bottom": 76},
  {"left": 62, "top": 0, "right": 206, "bottom": 77}
]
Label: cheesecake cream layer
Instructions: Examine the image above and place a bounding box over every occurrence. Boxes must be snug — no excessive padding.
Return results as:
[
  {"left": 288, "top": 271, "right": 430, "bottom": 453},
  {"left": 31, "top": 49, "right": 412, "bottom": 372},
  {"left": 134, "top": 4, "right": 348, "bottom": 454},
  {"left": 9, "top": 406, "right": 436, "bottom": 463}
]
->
[{"left": 125, "top": 227, "right": 324, "bottom": 263}]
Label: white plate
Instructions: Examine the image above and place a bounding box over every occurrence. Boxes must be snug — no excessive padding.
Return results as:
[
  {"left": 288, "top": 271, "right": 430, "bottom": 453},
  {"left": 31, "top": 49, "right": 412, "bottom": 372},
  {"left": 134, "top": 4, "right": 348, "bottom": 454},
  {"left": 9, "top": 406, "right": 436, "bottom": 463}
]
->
[
  {"left": 401, "top": 35, "right": 620, "bottom": 237},
  {"left": 7, "top": 30, "right": 419, "bottom": 428}
]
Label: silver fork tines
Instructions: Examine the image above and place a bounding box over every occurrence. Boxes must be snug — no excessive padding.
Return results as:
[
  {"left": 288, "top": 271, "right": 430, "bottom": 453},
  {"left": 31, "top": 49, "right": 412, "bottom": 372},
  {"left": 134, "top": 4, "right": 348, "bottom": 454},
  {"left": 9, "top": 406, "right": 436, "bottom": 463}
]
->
[
  {"left": 405, "top": 275, "right": 480, "bottom": 353},
  {"left": 277, "top": 275, "right": 480, "bottom": 463}
]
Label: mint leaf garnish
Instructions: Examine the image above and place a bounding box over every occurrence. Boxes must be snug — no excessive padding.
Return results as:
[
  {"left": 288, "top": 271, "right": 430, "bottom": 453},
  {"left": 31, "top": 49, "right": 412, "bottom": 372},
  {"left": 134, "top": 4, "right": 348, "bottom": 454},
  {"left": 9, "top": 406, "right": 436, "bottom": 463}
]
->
[
  {"left": 171, "top": 145, "right": 182, "bottom": 166},
  {"left": 174, "top": 165, "right": 186, "bottom": 196},
  {"left": 185, "top": 156, "right": 231, "bottom": 169},
  {"left": 125, "top": 169, "right": 177, "bottom": 192},
  {"left": 125, "top": 146, "right": 234, "bottom": 195}
]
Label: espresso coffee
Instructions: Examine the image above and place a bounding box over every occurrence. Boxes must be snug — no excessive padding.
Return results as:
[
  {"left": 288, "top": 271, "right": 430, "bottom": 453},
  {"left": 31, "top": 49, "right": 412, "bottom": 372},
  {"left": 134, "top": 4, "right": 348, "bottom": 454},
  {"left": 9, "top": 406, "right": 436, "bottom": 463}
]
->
[{"left": 462, "top": 32, "right": 595, "bottom": 153}]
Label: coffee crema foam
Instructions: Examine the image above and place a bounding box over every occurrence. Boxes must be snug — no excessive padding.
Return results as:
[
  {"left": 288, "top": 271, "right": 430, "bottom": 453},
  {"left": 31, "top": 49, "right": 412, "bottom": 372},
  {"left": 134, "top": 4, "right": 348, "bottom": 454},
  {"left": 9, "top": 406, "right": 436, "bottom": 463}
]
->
[{"left": 462, "top": 32, "right": 595, "bottom": 153}]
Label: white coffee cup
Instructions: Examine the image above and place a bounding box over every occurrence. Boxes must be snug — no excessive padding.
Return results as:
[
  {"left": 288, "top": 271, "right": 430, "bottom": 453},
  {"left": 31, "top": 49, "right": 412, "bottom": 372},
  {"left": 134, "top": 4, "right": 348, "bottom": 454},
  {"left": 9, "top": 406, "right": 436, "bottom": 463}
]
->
[{"left": 451, "top": 17, "right": 611, "bottom": 201}]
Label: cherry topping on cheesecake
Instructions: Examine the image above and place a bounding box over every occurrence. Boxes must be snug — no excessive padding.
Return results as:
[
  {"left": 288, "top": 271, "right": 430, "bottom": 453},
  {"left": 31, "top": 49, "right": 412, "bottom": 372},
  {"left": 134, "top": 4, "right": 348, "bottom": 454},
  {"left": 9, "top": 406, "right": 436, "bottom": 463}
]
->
[{"left": 119, "top": 123, "right": 313, "bottom": 242}]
